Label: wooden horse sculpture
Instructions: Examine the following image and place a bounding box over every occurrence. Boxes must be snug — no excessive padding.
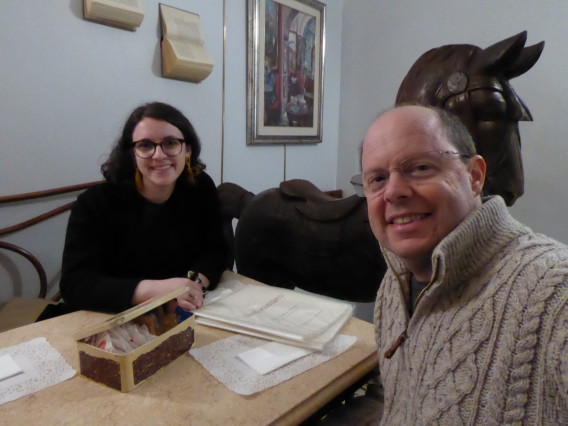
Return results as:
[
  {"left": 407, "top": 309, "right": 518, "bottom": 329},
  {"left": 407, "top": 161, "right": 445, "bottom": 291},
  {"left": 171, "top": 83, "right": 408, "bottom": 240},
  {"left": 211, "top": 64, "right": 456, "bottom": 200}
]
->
[
  {"left": 396, "top": 31, "right": 544, "bottom": 206},
  {"left": 219, "top": 32, "right": 544, "bottom": 301},
  {"left": 218, "top": 180, "right": 385, "bottom": 302}
]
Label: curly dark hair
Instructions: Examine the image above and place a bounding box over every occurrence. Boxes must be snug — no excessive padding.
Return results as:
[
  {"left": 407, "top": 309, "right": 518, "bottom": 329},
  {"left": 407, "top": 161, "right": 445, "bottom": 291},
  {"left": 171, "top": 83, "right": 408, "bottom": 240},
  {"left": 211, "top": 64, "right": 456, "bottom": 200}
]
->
[{"left": 101, "top": 102, "right": 205, "bottom": 185}]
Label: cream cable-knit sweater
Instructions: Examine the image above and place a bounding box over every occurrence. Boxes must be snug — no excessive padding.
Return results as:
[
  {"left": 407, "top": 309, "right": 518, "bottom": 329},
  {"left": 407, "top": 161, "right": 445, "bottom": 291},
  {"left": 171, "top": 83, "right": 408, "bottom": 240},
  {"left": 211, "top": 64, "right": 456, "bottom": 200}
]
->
[{"left": 374, "top": 196, "right": 568, "bottom": 425}]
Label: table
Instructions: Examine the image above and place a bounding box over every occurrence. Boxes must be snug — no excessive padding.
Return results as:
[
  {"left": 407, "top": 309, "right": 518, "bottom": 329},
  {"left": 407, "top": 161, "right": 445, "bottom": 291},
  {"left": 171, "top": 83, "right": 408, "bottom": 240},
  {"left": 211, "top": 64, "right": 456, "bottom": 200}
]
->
[{"left": 0, "top": 271, "right": 378, "bottom": 425}]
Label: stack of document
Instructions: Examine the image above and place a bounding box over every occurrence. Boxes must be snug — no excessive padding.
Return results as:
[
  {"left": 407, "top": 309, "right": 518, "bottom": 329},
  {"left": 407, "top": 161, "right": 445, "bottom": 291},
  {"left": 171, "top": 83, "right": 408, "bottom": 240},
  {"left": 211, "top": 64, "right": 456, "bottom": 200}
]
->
[{"left": 194, "top": 280, "right": 353, "bottom": 351}]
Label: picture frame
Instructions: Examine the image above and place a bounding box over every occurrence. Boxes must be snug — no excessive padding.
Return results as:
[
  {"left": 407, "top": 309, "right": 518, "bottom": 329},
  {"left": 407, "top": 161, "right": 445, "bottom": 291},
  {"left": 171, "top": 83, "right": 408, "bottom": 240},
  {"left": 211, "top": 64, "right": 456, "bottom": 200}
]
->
[{"left": 247, "top": 0, "right": 325, "bottom": 145}]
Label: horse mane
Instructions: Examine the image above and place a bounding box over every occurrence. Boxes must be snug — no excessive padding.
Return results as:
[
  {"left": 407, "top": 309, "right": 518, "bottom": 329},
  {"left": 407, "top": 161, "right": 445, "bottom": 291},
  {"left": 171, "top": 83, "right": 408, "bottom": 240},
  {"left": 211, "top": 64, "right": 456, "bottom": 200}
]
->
[{"left": 396, "top": 44, "right": 478, "bottom": 107}]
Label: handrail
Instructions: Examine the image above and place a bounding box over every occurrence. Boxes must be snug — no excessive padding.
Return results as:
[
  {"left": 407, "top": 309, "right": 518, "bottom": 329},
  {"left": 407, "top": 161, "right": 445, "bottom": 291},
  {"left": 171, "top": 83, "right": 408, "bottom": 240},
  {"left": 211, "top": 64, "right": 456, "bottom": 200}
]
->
[
  {"left": 0, "top": 181, "right": 101, "bottom": 237},
  {"left": 0, "top": 181, "right": 102, "bottom": 204},
  {"left": 0, "top": 180, "right": 102, "bottom": 299},
  {"left": 0, "top": 202, "right": 75, "bottom": 238}
]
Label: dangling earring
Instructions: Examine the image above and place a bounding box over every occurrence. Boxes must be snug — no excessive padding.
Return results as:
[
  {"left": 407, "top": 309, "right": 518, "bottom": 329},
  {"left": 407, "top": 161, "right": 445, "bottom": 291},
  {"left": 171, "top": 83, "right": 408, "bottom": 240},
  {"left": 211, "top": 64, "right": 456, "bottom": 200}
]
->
[
  {"left": 186, "top": 157, "right": 195, "bottom": 183},
  {"left": 186, "top": 157, "right": 202, "bottom": 175},
  {"left": 135, "top": 168, "right": 143, "bottom": 189}
]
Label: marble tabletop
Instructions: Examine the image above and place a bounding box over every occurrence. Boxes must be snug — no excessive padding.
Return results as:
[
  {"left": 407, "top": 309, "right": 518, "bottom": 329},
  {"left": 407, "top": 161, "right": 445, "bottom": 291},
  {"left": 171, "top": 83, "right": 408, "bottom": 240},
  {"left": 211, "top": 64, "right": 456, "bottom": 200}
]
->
[{"left": 0, "top": 271, "right": 378, "bottom": 425}]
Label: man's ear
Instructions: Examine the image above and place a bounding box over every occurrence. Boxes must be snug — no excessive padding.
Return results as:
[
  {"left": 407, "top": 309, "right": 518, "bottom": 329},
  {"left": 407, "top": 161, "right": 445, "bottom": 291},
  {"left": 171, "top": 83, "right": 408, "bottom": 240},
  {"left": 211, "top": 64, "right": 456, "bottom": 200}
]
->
[{"left": 468, "top": 155, "right": 487, "bottom": 196}]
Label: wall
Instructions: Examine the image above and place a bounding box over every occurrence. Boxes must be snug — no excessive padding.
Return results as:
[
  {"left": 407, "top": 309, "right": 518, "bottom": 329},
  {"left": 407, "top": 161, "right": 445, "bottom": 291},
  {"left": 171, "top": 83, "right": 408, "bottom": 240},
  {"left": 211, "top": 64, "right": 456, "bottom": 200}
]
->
[
  {"left": 338, "top": 0, "right": 568, "bottom": 245},
  {"left": 0, "top": 0, "right": 343, "bottom": 302},
  {"left": 8, "top": 0, "right": 564, "bottom": 307},
  {"left": 223, "top": 0, "right": 343, "bottom": 193}
]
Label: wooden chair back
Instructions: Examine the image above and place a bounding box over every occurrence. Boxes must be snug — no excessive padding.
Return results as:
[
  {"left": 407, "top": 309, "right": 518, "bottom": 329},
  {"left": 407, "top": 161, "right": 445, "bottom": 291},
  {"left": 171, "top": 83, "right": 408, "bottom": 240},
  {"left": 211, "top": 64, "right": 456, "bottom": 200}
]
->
[{"left": 0, "top": 181, "right": 100, "bottom": 331}]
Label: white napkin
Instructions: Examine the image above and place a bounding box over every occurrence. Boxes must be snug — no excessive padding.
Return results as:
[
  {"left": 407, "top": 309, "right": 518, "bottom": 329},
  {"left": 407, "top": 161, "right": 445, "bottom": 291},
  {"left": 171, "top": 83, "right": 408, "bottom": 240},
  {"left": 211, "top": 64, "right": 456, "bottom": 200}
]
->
[
  {"left": 190, "top": 334, "right": 357, "bottom": 395},
  {"left": 237, "top": 341, "right": 312, "bottom": 375},
  {"left": 0, "top": 337, "right": 76, "bottom": 405}
]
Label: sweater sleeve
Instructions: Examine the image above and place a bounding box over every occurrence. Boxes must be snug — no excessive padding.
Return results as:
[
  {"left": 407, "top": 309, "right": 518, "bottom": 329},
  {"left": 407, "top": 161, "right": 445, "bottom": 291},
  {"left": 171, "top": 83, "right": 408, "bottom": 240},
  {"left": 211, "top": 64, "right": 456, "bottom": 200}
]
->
[
  {"left": 188, "top": 172, "right": 229, "bottom": 290},
  {"left": 59, "top": 185, "right": 140, "bottom": 312},
  {"left": 60, "top": 177, "right": 229, "bottom": 312}
]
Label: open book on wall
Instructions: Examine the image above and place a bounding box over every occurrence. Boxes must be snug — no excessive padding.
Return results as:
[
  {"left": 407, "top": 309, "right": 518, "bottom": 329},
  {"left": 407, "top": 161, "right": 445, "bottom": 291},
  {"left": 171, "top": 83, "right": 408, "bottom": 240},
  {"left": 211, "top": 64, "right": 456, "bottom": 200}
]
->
[
  {"left": 159, "top": 4, "right": 214, "bottom": 83},
  {"left": 83, "top": 0, "right": 144, "bottom": 31},
  {"left": 194, "top": 279, "right": 353, "bottom": 351}
]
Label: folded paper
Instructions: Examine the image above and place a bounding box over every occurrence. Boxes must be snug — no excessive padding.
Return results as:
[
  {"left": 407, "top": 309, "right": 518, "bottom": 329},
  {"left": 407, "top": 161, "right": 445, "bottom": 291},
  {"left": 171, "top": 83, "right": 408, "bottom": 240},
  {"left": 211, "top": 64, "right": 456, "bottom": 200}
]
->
[
  {"left": 160, "top": 4, "right": 214, "bottom": 83},
  {"left": 0, "top": 354, "right": 23, "bottom": 382},
  {"left": 195, "top": 280, "right": 353, "bottom": 350},
  {"left": 83, "top": 0, "right": 144, "bottom": 31}
]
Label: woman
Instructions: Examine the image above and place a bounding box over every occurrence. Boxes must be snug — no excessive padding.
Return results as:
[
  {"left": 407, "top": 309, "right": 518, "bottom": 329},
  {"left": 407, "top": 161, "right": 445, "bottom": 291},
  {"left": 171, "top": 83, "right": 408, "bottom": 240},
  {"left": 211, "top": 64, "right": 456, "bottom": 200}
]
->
[{"left": 59, "top": 102, "right": 228, "bottom": 313}]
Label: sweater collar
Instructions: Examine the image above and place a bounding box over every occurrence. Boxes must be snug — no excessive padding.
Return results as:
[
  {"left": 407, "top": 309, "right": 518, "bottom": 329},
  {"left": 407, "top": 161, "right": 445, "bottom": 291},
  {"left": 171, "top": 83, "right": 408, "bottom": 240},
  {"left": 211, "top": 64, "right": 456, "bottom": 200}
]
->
[{"left": 382, "top": 196, "right": 528, "bottom": 288}]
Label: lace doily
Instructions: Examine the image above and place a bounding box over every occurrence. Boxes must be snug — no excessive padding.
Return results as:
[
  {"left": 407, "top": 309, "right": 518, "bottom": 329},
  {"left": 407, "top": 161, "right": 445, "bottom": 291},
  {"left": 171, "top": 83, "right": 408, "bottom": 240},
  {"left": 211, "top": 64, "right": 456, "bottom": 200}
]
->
[
  {"left": 0, "top": 337, "right": 76, "bottom": 405},
  {"left": 190, "top": 334, "right": 357, "bottom": 395}
]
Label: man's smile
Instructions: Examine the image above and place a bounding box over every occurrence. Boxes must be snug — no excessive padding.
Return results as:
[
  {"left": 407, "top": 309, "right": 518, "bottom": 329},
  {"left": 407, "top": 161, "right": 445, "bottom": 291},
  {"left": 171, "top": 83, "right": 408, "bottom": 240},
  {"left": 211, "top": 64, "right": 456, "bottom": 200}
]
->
[{"left": 388, "top": 213, "right": 430, "bottom": 225}]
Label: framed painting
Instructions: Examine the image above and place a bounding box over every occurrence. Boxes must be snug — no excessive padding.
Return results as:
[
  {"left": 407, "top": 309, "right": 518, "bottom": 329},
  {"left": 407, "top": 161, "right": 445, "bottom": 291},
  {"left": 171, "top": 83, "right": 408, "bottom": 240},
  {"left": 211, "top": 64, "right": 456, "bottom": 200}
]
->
[{"left": 247, "top": 0, "right": 325, "bottom": 145}]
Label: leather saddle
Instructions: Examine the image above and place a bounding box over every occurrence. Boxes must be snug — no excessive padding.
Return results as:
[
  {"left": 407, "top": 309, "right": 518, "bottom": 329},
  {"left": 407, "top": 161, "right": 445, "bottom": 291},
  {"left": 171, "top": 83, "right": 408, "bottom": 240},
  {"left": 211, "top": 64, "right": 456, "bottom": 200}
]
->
[{"left": 279, "top": 179, "right": 364, "bottom": 222}]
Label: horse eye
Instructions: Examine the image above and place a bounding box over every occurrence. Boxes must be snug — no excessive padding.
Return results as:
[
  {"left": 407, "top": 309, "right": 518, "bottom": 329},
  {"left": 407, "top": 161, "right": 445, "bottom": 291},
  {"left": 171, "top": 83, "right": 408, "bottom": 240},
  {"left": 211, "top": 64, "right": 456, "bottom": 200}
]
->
[{"left": 470, "top": 90, "right": 507, "bottom": 120}]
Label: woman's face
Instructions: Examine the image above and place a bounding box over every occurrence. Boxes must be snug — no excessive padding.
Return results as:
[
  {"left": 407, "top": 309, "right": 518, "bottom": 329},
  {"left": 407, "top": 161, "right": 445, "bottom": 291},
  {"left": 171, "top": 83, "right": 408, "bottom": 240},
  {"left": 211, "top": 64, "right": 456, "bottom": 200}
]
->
[{"left": 132, "top": 117, "right": 190, "bottom": 202}]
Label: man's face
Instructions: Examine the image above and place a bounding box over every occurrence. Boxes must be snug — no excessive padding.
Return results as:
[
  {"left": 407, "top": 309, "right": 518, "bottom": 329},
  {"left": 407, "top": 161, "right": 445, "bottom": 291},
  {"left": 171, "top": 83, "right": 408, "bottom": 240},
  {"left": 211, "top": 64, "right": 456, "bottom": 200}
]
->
[{"left": 361, "top": 106, "right": 485, "bottom": 279}]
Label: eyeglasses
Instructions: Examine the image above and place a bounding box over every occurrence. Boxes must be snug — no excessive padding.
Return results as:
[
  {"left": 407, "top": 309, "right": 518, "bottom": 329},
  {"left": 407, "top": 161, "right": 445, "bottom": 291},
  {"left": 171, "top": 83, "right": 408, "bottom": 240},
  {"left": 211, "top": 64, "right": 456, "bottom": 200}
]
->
[
  {"left": 362, "top": 150, "right": 470, "bottom": 197},
  {"left": 132, "top": 137, "right": 185, "bottom": 159}
]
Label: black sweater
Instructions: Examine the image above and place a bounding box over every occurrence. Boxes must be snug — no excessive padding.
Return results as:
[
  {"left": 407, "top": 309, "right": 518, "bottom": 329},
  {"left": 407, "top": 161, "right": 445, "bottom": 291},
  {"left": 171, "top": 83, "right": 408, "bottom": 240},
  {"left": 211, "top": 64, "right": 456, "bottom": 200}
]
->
[{"left": 59, "top": 172, "right": 227, "bottom": 313}]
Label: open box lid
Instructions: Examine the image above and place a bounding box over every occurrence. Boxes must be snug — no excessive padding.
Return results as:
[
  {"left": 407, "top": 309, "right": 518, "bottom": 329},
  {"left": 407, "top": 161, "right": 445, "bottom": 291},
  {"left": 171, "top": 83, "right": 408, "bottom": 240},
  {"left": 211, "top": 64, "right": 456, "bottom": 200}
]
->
[{"left": 75, "top": 286, "right": 190, "bottom": 340}]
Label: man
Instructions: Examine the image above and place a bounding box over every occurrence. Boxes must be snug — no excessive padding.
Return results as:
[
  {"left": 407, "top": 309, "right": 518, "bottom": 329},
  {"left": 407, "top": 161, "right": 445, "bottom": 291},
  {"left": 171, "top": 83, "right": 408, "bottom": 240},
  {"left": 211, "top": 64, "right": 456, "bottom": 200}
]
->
[{"left": 360, "top": 105, "right": 568, "bottom": 424}]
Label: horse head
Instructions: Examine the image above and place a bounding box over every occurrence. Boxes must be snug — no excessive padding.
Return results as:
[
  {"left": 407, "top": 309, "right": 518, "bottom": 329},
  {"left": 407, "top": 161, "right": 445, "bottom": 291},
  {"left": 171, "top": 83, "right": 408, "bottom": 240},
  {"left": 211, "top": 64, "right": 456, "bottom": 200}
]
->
[{"left": 396, "top": 31, "right": 544, "bottom": 206}]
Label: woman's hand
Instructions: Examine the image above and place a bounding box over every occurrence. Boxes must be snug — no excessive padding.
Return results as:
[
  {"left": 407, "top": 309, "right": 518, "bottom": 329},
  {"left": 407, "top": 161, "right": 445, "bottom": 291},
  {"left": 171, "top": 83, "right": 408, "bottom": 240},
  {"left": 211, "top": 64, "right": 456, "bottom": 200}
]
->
[{"left": 132, "top": 277, "right": 205, "bottom": 311}]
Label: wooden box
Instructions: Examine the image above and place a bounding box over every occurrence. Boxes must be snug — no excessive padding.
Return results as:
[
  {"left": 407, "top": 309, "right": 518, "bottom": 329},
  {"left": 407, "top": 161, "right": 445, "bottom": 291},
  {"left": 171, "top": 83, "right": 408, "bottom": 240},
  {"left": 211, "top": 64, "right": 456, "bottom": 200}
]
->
[{"left": 76, "top": 287, "right": 194, "bottom": 392}]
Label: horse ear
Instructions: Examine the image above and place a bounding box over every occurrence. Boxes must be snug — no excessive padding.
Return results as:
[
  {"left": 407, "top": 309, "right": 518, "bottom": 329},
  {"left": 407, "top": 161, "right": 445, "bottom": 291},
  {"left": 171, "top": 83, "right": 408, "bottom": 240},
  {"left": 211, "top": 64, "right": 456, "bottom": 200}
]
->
[
  {"left": 502, "top": 41, "right": 545, "bottom": 79},
  {"left": 470, "top": 31, "right": 529, "bottom": 74}
]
